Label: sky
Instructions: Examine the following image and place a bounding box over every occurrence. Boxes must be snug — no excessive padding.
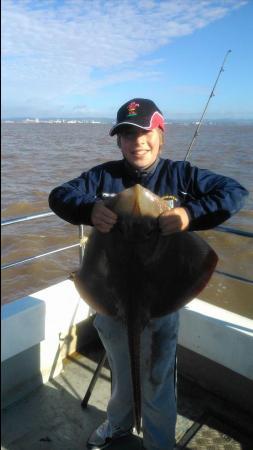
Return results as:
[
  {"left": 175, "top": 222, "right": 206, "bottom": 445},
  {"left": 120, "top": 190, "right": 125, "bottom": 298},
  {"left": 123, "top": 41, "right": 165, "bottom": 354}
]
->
[{"left": 2, "top": 0, "right": 253, "bottom": 120}]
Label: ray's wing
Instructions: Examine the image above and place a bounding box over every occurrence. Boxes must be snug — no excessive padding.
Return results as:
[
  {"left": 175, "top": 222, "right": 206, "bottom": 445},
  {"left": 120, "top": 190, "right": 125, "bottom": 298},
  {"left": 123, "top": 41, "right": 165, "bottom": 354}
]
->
[
  {"left": 72, "top": 228, "right": 134, "bottom": 318},
  {"left": 132, "top": 230, "right": 218, "bottom": 317}
]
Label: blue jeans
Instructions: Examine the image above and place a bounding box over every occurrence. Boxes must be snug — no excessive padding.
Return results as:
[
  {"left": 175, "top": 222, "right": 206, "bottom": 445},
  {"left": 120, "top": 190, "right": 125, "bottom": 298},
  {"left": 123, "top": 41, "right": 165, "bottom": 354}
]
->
[{"left": 93, "top": 311, "right": 179, "bottom": 450}]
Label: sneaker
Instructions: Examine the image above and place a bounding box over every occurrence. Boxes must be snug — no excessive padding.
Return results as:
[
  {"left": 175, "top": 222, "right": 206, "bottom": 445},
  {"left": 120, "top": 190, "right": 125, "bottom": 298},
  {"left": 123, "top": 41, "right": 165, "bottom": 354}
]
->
[{"left": 87, "top": 420, "right": 132, "bottom": 449}]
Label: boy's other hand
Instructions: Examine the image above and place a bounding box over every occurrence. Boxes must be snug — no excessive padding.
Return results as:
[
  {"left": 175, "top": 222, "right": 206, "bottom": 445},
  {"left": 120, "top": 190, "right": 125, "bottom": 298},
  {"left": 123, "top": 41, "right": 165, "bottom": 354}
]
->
[
  {"left": 91, "top": 202, "right": 118, "bottom": 233},
  {"left": 159, "top": 207, "right": 190, "bottom": 235}
]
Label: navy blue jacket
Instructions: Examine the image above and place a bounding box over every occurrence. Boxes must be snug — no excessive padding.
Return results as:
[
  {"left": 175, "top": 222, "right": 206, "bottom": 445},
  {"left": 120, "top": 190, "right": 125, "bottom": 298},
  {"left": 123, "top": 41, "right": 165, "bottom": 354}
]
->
[{"left": 48, "top": 158, "right": 248, "bottom": 231}]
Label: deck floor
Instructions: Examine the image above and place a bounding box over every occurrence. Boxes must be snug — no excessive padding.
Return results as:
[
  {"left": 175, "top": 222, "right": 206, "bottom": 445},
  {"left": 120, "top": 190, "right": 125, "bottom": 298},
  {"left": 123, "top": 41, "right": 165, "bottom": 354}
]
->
[{"left": 2, "top": 342, "right": 253, "bottom": 450}]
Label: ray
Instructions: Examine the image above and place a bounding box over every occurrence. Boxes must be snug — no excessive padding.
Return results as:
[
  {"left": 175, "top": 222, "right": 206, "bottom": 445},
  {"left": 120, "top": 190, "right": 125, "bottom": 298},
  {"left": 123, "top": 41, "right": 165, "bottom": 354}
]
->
[{"left": 71, "top": 184, "right": 218, "bottom": 433}]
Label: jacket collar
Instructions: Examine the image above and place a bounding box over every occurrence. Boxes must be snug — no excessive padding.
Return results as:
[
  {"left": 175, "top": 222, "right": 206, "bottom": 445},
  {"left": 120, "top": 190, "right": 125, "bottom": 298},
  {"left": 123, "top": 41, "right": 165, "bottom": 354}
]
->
[{"left": 123, "top": 157, "right": 160, "bottom": 181}]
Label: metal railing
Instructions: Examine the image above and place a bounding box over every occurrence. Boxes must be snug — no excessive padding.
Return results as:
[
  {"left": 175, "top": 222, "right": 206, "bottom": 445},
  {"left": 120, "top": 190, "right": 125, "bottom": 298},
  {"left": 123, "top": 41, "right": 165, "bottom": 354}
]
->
[
  {"left": 1, "top": 211, "right": 253, "bottom": 284},
  {"left": 1, "top": 211, "right": 86, "bottom": 270},
  {"left": 1, "top": 211, "right": 55, "bottom": 226}
]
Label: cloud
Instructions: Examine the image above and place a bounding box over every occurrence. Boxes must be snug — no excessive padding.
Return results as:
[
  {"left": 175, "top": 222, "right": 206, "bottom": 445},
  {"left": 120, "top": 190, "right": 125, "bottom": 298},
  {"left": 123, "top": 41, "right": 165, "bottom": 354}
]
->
[{"left": 2, "top": 0, "right": 248, "bottom": 115}]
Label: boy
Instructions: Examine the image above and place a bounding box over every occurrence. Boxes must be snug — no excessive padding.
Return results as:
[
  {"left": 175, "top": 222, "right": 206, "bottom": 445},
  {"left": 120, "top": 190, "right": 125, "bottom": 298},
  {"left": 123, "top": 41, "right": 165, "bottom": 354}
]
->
[{"left": 49, "top": 98, "right": 248, "bottom": 450}]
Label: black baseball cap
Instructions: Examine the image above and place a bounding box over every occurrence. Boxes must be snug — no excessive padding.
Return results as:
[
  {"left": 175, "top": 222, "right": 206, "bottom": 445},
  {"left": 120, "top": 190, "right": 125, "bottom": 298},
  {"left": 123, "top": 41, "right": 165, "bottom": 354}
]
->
[{"left": 109, "top": 98, "right": 165, "bottom": 136}]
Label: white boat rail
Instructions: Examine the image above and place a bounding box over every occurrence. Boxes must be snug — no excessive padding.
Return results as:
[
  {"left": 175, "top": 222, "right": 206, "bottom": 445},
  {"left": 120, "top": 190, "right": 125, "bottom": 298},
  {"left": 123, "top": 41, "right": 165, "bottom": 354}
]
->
[{"left": 1, "top": 211, "right": 252, "bottom": 284}]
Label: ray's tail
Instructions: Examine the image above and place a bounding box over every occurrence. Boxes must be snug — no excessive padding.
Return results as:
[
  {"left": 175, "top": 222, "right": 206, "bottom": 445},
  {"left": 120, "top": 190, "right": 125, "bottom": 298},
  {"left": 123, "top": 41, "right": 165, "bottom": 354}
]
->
[{"left": 127, "top": 314, "right": 142, "bottom": 434}]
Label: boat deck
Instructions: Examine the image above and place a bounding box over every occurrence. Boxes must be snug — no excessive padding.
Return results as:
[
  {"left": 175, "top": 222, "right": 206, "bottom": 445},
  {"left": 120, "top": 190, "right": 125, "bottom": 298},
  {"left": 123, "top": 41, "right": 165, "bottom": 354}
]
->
[{"left": 2, "top": 340, "right": 253, "bottom": 450}]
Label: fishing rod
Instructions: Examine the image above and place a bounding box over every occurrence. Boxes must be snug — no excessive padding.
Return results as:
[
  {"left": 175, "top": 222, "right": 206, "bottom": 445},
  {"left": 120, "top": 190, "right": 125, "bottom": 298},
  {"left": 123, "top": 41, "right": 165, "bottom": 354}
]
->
[
  {"left": 168, "top": 49, "right": 232, "bottom": 205},
  {"left": 184, "top": 49, "right": 232, "bottom": 163}
]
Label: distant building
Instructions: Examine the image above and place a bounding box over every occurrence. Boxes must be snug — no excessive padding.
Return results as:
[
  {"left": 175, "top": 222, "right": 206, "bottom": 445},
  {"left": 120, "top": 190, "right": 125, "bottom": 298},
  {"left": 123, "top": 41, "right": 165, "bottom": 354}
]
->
[{"left": 23, "top": 118, "right": 40, "bottom": 123}]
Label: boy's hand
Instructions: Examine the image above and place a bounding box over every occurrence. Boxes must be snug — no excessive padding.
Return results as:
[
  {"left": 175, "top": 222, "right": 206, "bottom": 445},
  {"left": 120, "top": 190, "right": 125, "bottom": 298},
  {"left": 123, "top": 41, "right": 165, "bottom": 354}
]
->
[
  {"left": 159, "top": 207, "right": 190, "bottom": 235},
  {"left": 91, "top": 202, "right": 118, "bottom": 233}
]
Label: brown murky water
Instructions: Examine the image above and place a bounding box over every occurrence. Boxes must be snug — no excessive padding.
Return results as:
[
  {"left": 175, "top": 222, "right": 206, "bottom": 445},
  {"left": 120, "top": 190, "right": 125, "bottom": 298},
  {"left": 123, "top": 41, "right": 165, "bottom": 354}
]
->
[{"left": 1, "top": 122, "right": 253, "bottom": 318}]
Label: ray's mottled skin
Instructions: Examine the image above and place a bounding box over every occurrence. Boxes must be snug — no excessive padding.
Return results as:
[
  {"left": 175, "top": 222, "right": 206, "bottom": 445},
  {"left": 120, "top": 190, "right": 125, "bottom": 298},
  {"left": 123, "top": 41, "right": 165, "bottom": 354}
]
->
[{"left": 72, "top": 184, "right": 218, "bottom": 433}]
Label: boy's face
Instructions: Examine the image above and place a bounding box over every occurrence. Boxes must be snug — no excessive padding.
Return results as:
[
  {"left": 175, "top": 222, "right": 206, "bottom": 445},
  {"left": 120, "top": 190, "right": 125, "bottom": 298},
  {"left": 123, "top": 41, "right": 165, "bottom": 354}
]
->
[{"left": 118, "top": 126, "right": 161, "bottom": 170}]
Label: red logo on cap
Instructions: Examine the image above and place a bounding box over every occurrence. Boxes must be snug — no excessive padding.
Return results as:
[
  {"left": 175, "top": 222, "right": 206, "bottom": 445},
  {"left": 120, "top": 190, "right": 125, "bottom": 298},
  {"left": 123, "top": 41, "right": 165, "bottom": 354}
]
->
[{"left": 127, "top": 101, "right": 140, "bottom": 117}]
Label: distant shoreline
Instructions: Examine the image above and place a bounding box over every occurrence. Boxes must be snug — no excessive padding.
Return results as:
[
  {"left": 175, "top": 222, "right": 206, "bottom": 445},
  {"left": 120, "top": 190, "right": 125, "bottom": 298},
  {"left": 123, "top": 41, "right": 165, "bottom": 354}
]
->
[{"left": 2, "top": 118, "right": 253, "bottom": 125}]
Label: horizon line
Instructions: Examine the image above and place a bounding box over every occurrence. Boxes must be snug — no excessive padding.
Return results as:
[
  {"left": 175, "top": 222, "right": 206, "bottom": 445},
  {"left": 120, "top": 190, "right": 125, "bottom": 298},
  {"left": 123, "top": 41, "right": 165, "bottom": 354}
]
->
[{"left": 2, "top": 116, "right": 253, "bottom": 122}]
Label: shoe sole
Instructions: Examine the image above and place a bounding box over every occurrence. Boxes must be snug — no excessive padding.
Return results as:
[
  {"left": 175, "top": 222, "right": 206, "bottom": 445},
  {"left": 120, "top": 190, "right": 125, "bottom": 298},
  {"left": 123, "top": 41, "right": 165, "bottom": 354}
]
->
[{"left": 87, "top": 432, "right": 133, "bottom": 449}]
